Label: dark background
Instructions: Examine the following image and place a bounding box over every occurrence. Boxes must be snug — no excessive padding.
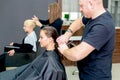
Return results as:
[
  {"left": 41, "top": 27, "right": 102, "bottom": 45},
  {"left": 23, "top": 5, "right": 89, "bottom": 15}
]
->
[{"left": 0, "top": 0, "right": 57, "bottom": 54}]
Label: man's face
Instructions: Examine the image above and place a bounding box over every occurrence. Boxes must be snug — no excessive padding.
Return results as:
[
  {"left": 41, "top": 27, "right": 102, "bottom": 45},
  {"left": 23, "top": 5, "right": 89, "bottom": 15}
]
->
[{"left": 79, "top": 0, "right": 92, "bottom": 18}]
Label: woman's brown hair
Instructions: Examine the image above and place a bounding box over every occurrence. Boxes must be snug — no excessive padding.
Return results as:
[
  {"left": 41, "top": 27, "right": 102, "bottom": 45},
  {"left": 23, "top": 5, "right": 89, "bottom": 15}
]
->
[
  {"left": 41, "top": 26, "right": 63, "bottom": 60},
  {"left": 49, "top": 2, "right": 62, "bottom": 24}
]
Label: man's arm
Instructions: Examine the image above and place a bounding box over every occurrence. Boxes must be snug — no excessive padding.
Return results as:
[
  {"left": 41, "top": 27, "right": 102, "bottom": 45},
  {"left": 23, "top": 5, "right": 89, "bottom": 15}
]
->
[
  {"left": 57, "top": 17, "right": 84, "bottom": 44},
  {"left": 58, "top": 41, "right": 95, "bottom": 61},
  {"left": 66, "top": 17, "right": 83, "bottom": 35}
]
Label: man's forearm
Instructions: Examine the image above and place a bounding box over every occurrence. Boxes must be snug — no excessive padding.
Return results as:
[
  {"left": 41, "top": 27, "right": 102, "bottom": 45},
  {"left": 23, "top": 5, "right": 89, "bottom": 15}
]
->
[
  {"left": 63, "top": 17, "right": 83, "bottom": 43},
  {"left": 67, "top": 17, "right": 83, "bottom": 34}
]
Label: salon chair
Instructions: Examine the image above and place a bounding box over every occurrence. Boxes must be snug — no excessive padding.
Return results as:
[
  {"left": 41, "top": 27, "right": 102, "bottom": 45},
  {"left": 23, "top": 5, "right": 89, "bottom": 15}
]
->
[
  {"left": 5, "top": 41, "right": 39, "bottom": 67},
  {"left": 5, "top": 27, "right": 41, "bottom": 67}
]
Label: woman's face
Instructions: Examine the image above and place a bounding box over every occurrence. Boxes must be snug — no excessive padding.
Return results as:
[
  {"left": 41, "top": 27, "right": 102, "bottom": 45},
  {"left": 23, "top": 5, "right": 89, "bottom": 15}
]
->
[
  {"left": 39, "top": 30, "right": 50, "bottom": 48},
  {"left": 48, "top": 7, "right": 50, "bottom": 13},
  {"left": 23, "top": 22, "right": 30, "bottom": 33}
]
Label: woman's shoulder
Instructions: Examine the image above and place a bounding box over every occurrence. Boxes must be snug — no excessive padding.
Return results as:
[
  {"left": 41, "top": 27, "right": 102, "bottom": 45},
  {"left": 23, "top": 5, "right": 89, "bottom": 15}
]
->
[
  {"left": 54, "top": 18, "right": 63, "bottom": 24},
  {"left": 55, "top": 18, "right": 62, "bottom": 21}
]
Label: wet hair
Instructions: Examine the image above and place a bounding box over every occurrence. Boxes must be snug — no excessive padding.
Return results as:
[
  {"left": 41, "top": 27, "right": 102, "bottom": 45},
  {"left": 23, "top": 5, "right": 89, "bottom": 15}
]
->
[
  {"left": 41, "top": 26, "right": 58, "bottom": 46},
  {"left": 41, "top": 26, "right": 61, "bottom": 56}
]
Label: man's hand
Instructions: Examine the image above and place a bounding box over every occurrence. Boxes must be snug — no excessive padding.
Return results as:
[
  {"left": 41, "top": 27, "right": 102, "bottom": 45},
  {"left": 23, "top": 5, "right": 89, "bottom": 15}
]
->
[
  {"left": 56, "top": 34, "right": 70, "bottom": 45},
  {"left": 58, "top": 43, "right": 69, "bottom": 54}
]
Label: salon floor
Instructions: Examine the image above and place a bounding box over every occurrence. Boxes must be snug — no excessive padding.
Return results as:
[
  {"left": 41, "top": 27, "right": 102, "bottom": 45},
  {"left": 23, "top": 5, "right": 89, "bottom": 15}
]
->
[
  {"left": 65, "top": 63, "right": 120, "bottom": 80},
  {"left": 6, "top": 63, "right": 120, "bottom": 80}
]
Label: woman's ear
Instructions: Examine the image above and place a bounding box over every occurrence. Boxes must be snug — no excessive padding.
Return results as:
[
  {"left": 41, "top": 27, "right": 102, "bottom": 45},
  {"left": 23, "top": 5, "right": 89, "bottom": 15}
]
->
[{"left": 49, "top": 37, "right": 54, "bottom": 42}]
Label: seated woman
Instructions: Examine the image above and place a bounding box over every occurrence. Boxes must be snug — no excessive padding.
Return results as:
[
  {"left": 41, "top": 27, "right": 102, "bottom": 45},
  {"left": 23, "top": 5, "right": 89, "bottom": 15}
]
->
[
  {"left": 0, "top": 26, "right": 67, "bottom": 80},
  {"left": 7, "top": 19, "right": 37, "bottom": 56},
  {"left": 0, "top": 19, "right": 37, "bottom": 72}
]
